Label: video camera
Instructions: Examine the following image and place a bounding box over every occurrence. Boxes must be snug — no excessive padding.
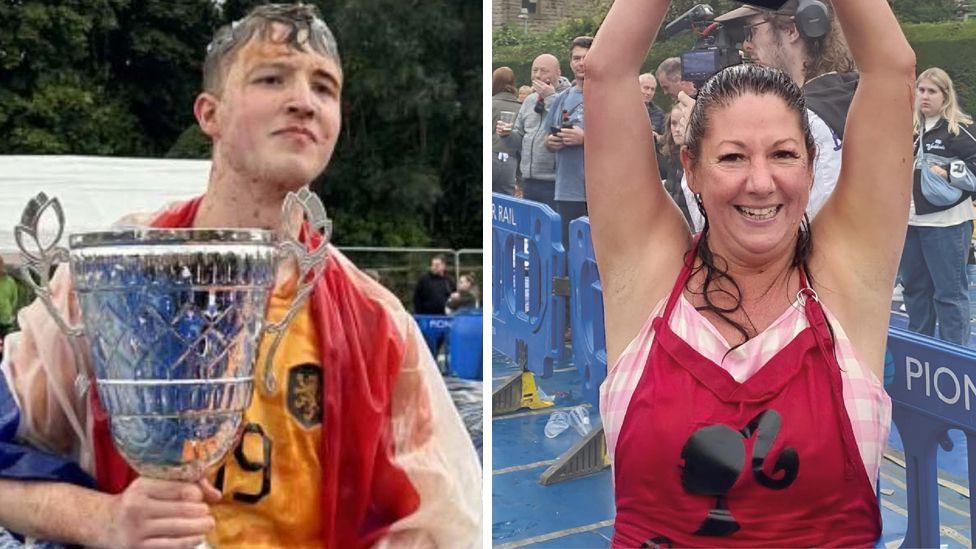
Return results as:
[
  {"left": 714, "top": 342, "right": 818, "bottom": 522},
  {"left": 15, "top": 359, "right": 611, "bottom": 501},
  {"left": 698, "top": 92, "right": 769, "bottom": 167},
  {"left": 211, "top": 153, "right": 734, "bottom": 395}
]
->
[{"left": 660, "top": 1, "right": 790, "bottom": 90}]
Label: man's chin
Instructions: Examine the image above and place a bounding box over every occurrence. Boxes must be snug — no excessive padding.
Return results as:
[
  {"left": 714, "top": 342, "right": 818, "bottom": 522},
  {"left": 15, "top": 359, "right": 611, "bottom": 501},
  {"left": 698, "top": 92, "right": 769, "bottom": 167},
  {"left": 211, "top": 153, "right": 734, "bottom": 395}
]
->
[{"left": 260, "top": 163, "right": 319, "bottom": 192}]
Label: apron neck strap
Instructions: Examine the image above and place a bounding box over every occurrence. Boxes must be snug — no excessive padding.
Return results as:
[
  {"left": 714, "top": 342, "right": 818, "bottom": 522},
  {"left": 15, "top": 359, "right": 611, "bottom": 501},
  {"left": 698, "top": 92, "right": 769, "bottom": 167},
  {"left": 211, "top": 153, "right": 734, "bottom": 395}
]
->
[{"left": 661, "top": 233, "right": 702, "bottom": 319}]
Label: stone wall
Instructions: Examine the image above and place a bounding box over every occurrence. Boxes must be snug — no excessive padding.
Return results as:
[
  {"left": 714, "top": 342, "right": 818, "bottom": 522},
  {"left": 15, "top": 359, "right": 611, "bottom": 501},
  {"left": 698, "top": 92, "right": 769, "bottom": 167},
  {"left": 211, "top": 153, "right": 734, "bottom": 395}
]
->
[{"left": 493, "top": 0, "right": 598, "bottom": 33}]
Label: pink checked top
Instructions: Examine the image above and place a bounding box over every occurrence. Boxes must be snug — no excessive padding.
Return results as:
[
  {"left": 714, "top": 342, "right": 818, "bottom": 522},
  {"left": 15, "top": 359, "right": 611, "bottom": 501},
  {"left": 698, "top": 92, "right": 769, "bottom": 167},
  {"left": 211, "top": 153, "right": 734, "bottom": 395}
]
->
[{"left": 600, "top": 294, "right": 891, "bottom": 490}]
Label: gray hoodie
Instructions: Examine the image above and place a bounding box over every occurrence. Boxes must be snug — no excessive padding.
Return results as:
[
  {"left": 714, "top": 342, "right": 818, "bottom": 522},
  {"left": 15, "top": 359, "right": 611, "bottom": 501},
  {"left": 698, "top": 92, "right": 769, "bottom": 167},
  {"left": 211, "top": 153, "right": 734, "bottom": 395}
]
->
[{"left": 502, "top": 76, "right": 572, "bottom": 182}]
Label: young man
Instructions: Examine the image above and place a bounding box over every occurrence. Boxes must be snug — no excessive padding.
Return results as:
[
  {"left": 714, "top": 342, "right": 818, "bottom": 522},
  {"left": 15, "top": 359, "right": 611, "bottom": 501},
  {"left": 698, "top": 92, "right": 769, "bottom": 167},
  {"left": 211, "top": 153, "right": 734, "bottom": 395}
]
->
[
  {"left": 0, "top": 5, "right": 481, "bottom": 548},
  {"left": 544, "top": 36, "right": 593, "bottom": 249}
]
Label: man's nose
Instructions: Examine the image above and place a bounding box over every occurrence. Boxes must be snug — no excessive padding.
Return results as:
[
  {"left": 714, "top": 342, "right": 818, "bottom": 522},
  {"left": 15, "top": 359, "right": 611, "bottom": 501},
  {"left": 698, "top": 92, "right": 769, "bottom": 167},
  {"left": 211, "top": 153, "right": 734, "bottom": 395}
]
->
[{"left": 286, "top": 81, "right": 316, "bottom": 118}]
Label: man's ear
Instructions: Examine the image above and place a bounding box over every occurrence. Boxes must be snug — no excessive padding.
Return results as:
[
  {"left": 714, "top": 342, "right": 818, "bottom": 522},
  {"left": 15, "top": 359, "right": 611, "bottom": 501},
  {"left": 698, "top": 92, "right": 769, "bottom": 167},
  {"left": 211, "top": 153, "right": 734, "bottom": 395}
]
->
[
  {"left": 194, "top": 92, "right": 221, "bottom": 139},
  {"left": 680, "top": 146, "right": 700, "bottom": 194},
  {"left": 784, "top": 21, "right": 802, "bottom": 45}
]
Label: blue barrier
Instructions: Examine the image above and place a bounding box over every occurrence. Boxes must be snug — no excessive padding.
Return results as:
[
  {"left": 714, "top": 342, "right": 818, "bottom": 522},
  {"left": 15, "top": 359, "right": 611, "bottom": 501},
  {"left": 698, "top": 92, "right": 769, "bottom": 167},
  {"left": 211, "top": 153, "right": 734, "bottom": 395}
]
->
[
  {"left": 886, "top": 327, "right": 976, "bottom": 547},
  {"left": 568, "top": 217, "right": 607, "bottom": 407},
  {"left": 450, "top": 310, "right": 483, "bottom": 379},
  {"left": 492, "top": 193, "right": 567, "bottom": 377},
  {"left": 414, "top": 314, "right": 453, "bottom": 358}
]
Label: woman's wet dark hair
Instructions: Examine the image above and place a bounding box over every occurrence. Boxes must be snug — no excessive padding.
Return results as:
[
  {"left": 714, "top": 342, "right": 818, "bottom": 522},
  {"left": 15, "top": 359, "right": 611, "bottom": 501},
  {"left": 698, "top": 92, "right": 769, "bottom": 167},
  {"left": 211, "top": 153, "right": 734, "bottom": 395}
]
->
[{"left": 684, "top": 63, "right": 817, "bottom": 347}]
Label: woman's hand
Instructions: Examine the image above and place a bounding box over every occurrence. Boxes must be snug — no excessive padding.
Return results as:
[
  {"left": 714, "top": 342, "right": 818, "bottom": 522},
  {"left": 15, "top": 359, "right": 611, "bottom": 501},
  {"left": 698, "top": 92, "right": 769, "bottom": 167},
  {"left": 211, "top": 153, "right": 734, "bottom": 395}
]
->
[{"left": 930, "top": 165, "right": 949, "bottom": 180}]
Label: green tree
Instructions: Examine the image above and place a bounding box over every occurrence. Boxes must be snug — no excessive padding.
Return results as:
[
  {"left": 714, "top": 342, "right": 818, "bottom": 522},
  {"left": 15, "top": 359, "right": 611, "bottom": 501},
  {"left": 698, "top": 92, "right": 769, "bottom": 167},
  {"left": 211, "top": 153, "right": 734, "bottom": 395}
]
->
[
  {"left": 312, "top": 0, "right": 482, "bottom": 248},
  {"left": 103, "top": 0, "right": 220, "bottom": 155},
  {"left": 0, "top": 0, "right": 142, "bottom": 154}
]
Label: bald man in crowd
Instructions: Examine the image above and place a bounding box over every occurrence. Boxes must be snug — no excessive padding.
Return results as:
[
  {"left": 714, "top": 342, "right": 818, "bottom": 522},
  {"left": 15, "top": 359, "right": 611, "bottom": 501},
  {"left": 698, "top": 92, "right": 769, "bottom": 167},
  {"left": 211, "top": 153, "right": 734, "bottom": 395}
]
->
[
  {"left": 638, "top": 72, "right": 665, "bottom": 136},
  {"left": 655, "top": 57, "right": 696, "bottom": 101},
  {"left": 496, "top": 53, "right": 570, "bottom": 209}
]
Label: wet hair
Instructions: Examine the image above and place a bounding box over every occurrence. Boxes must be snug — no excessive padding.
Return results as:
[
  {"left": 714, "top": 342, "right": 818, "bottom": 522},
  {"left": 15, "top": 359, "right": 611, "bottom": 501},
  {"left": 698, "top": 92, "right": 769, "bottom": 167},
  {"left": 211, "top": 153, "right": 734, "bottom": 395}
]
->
[
  {"left": 914, "top": 67, "right": 973, "bottom": 136},
  {"left": 203, "top": 3, "right": 341, "bottom": 94},
  {"left": 492, "top": 66, "right": 517, "bottom": 96},
  {"left": 684, "top": 63, "right": 816, "bottom": 346}
]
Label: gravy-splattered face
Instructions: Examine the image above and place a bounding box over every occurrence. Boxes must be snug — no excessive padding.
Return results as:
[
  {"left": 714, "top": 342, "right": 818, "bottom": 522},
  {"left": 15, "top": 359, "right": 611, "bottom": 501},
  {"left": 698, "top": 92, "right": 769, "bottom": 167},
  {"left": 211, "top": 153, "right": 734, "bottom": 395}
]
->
[{"left": 211, "top": 23, "right": 342, "bottom": 193}]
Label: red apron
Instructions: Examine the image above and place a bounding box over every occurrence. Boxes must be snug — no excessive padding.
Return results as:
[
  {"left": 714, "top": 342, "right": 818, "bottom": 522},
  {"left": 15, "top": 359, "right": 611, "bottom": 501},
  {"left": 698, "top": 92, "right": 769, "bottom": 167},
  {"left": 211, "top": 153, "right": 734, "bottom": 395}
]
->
[
  {"left": 89, "top": 197, "right": 420, "bottom": 548},
  {"left": 611, "top": 247, "right": 880, "bottom": 547}
]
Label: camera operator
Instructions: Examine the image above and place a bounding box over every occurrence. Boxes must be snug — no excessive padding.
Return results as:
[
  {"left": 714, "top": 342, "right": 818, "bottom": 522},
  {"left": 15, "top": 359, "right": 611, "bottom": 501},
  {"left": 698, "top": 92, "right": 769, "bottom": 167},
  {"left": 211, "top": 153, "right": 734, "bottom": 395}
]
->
[{"left": 681, "top": 0, "right": 857, "bottom": 231}]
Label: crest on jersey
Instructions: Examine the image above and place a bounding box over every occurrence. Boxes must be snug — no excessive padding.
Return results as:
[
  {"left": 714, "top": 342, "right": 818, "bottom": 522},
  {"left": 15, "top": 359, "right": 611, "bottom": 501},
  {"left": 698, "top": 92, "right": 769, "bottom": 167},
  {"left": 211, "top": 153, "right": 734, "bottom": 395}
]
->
[{"left": 287, "top": 363, "right": 323, "bottom": 428}]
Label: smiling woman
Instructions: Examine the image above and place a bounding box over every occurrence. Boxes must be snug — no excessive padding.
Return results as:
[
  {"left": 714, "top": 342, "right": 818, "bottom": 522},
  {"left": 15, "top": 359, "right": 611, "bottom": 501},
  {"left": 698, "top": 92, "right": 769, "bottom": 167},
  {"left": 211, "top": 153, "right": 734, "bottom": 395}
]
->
[{"left": 582, "top": 0, "right": 917, "bottom": 546}]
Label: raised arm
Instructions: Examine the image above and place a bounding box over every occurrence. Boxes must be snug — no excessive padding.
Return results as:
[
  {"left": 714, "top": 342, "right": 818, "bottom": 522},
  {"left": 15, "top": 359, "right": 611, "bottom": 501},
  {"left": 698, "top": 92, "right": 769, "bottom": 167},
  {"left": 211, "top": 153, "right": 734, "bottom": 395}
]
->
[
  {"left": 584, "top": 0, "right": 691, "bottom": 362},
  {"left": 813, "top": 0, "right": 916, "bottom": 295}
]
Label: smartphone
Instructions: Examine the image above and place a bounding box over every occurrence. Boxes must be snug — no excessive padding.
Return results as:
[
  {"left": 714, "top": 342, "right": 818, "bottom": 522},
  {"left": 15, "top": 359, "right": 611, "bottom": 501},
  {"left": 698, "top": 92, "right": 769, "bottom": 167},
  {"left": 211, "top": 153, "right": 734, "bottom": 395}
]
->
[{"left": 549, "top": 127, "right": 561, "bottom": 136}]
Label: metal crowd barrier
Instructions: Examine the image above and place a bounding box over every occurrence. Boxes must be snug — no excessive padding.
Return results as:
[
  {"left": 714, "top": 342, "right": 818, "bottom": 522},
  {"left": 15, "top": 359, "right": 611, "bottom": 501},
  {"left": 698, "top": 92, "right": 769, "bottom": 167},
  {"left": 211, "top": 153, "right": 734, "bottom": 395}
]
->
[
  {"left": 491, "top": 193, "right": 567, "bottom": 414},
  {"left": 495, "top": 207, "right": 976, "bottom": 542}
]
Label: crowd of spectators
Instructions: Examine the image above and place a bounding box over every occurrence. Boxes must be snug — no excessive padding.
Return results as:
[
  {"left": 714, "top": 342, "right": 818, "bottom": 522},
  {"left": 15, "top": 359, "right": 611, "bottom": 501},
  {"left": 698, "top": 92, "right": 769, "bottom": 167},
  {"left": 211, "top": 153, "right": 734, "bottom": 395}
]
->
[{"left": 492, "top": 1, "right": 976, "bottom": 349}]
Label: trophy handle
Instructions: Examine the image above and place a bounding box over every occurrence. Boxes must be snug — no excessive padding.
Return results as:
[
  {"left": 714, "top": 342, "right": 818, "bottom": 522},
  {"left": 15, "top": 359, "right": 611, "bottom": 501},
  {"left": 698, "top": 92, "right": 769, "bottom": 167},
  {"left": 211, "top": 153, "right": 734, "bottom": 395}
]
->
[
  {"left": 15, "top": 192, "right": 90, "bottom": 398},
  {"left": 15, "top": 193, "right": 85, "bottom": 339},
  {"left": 260, "top": 187, "right": 331, "bottom": 394}
]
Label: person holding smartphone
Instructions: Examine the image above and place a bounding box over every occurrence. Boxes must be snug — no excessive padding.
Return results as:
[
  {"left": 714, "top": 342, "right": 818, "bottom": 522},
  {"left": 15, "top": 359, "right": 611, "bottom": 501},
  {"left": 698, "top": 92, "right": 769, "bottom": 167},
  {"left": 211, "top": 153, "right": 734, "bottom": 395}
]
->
[
  {"left": 544, "top": 35, "right": 592, "bottom": 250},
  {"left": 496, "top": 53, "right": 570, "bottom": 211}
]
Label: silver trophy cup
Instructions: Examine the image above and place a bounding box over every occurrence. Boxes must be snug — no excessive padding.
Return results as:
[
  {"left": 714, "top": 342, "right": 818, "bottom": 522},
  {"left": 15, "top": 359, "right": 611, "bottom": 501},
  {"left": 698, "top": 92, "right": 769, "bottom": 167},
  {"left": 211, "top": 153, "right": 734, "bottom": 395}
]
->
[{"left": 14, "top": 188, "right": 330, "bottom": 481}]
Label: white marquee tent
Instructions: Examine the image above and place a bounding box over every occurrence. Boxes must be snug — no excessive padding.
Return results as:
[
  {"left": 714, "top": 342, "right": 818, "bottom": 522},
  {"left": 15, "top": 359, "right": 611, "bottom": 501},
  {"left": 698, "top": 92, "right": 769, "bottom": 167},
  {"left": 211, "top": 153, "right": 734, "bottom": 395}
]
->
[{"left": 0, "top": 156, "right": 210, "bottom": 263}]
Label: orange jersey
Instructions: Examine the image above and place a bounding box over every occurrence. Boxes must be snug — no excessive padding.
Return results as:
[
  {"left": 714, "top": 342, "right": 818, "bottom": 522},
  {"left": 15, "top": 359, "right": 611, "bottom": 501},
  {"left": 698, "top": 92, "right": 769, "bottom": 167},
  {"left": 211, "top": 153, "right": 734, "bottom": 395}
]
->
[{"left": 208, "top": 277, "right": 324, "bottom": 547}]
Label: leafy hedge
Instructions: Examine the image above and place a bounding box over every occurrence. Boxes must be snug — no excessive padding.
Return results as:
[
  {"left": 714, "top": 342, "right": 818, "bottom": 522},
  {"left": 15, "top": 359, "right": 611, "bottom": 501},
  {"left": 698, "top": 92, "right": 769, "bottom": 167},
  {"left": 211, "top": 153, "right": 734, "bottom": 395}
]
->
[
  {"left": 494, "top": 20, "right": 976, "bottom": 115},
  {"left": 904, "top": 22, "right": 976, "bottom": 117}
]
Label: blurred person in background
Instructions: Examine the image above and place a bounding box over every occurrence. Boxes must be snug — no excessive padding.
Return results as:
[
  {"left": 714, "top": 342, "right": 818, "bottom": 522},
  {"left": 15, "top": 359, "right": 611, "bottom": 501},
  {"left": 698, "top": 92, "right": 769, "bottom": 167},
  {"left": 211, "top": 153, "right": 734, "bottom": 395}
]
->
[
  {"left": 657, "top": 106, "right": 692, "bottom": 226},
  {"left": 497, "top": 53, "right": 570, "bottom": 209},
  {"left": 639, "top": 72, "right": 665, "bottom": 136},
  {"left": 901, "top": 67, "right": 976, "bottom": 346},
  {"left": 447, "top": 274, "right": 479, "bottom": 314},
  {"left": 492, "top": 66, "right": 521, "bottom": 196},
  {"left": 655, "top": 57, "right": 696, "bottom": 102},
  {"left": 0, "top": 257, "right": 18, "bottom": 338},
  {"left": 518, "top": 85, "right": 532, "bottom": 103},
  {"left": 414, "top": 255, "right": 455, "bottom": 315}
]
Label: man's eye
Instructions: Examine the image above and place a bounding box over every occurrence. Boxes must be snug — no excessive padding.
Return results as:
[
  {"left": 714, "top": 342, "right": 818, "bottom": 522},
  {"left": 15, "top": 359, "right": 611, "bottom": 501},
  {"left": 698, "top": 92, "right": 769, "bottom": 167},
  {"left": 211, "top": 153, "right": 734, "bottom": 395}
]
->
[
  {"left": 313, "top": 83, "right": 334, "bottom": 96},
  {"left": 256, "top": 75, "right": 282, "bottom": 85}
]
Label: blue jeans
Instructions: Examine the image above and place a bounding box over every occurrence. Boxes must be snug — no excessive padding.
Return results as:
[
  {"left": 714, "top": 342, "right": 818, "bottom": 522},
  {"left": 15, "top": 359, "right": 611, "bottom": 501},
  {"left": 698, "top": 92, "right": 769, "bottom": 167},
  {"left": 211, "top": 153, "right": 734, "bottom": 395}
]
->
[{"left": 899, "top": 221, "right": 973, "bottom": 345}]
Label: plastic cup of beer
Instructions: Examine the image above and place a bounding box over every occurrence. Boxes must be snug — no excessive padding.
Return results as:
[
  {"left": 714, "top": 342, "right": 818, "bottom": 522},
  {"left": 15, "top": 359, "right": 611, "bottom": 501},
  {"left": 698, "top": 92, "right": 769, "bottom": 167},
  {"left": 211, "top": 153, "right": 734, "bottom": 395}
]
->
[{"left": 499, "top": 111, "right": 515, "bottom": 131}]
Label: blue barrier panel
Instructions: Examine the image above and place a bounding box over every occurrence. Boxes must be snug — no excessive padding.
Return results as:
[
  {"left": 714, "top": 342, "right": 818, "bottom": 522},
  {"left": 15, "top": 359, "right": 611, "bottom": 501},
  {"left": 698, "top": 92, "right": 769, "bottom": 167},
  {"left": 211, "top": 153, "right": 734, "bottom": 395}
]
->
[
  {"left": 492, "top": 193, "right": 567, "bottom": 377},
  {"left": 449, "top": 310, "right": 483, "bottom": 379},
  {"left": 414, "top": 314, "right": 453, "bottom": 358},
  {"left": 568, "top": 217, "right": 607, "bottom": 407},
  {"left": 886, "top": 327, "right": 976, "bottom": 548}
]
